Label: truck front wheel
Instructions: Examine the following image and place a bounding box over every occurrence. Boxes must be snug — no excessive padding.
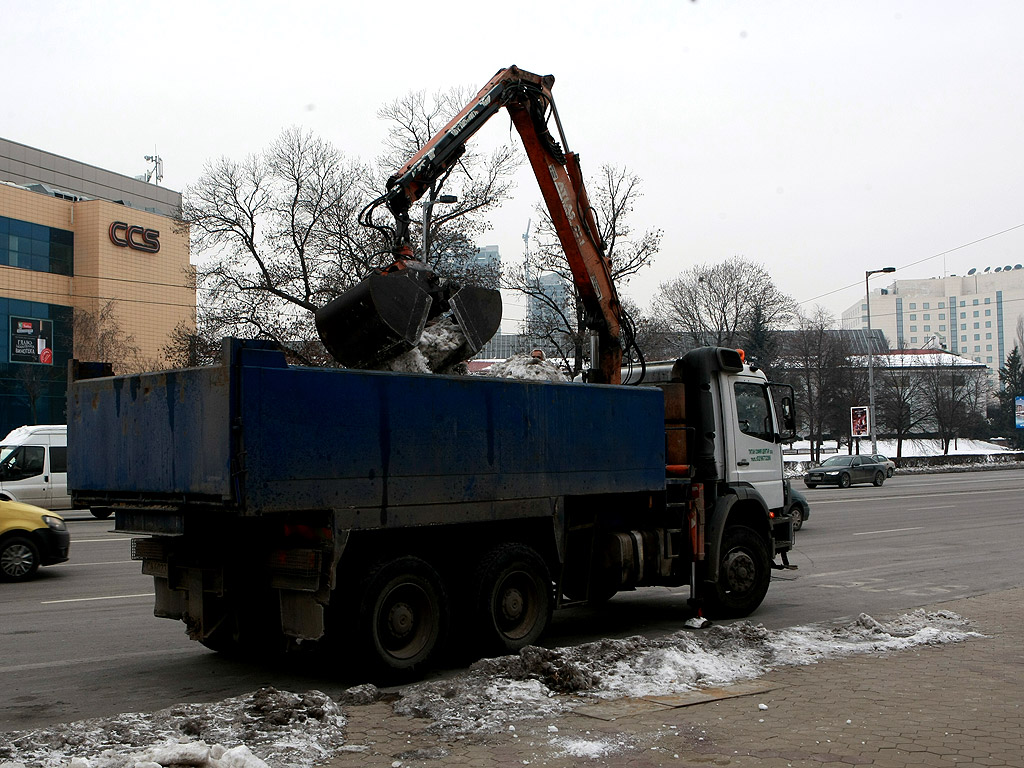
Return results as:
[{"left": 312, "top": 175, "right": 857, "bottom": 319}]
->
[
  {"left": 703, "top": 525, "right": 771, "bottom": 619},
  {"left": 474, "top": 544, "right": 552, "bottom": 653},
  {"left": 359, "top": 556, "right": 448, "bottom": 676}
]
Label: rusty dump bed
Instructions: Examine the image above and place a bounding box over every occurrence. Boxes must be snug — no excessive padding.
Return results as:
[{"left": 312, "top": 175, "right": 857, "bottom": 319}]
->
[{"left": 68, "top": 340, "right": 666, "bottom": 519}]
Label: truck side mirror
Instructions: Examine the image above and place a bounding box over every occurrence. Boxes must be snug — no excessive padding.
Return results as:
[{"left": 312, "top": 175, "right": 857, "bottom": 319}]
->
[{"left": 780, "top": 396, "right": 796, "bottom": 441}]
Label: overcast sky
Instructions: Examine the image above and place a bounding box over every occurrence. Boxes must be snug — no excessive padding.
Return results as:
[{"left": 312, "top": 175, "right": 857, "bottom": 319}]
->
[{"left": 5, "top": 0, "right": 1024, "bottom": 328}]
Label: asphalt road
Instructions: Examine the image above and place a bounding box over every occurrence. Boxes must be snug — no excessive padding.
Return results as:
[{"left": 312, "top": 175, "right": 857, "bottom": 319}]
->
[{"left": 2, "top": 467, "right": 1022, "bottom": 732}]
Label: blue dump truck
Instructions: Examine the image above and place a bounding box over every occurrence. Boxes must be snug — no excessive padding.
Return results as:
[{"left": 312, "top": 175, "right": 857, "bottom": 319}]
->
[{"left": 69, "top": 339, "right": 796, "bottom": 675}]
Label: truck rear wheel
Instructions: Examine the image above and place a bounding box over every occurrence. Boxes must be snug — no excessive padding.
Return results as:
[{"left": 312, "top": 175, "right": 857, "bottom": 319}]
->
[
  {"left": 474, "top": 544, "right": 552, "bottom": 653},
  {"left": 703, "top": 525, "right": 771, "bottom": 619},
  {"left": 359, "top": 556, "right": 448, "bottom": 675}
]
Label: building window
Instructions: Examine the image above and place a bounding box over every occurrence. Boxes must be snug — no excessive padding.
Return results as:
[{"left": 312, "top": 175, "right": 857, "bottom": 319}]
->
[
  {"left": 939, "top": 313, "right": 945, "bottom": 320},
  {"left": 923, "top": 314, "right": 930, "bottom": 320},
  {"left": 974, "top": 322, "right": 980, "bottom": 329},
  {"left": 924, "top": 325, "right": 931, "bottom": 331},
  {"left": 960, "top": 301, "right": 966, "bottom": 307},
  {"left": 938, "top": 302, "right": 945, "bottom": 309},
  {"left": 960, "top": 312, "right": 966, "bottom": 319},
  {"left": 961, "top": 335, "right": 967, "bottom": 342},
  {"left": 910, "top": 337, "right": 918, "bottom": 344},
  {"left": 973, "top": 311, "right": 979, "bottom": 317},
  {"left": 985, "top": 309, "right": 991, "bottom": 316},
  {"left": 987, "top": 344, "right": 993, "bottom": 351},
  {"left": 973, "top": 299, "right": 979, "bottom": 305},
  {"left": 909, "top": 314, "right": 917, "bottom": 321},
  {"left": 974, "top": 334, "right": 980, "bottom": 340},
  {"left": 987, "top": 356, "right": 993, "bottom": 363},
  {"left": 923, "top": 302, "right": 930, "bottom": 309},
  {"left": 985, "top": 297, "right": 991, "bottom": 304},
  {"left": 986, "top": 321, "right": 992, "bottom": 328},
  {"left": 986, "top": 333, "right": 992, "bottom": 339},
  {"left": 961, "top": 324, "right": 967, "bottom": 330},
  {"left": 939, "top": 325, "right": 946, "bottom": 331},
  {"left": 909, "top": 303, "right": 916, "bottom": 309},
  {"left": 0, "top": 217, "right": 74, "bottom": 276},
  {"left": 910, "top": 326, "right": 917, "bottom": 332}
]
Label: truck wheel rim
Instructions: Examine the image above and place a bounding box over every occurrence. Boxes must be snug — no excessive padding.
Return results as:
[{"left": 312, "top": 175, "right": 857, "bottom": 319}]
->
[
  {"left": 722, "top": 550, "right": 756, "bottom": 594},
  {"left": 377, "top": 583, "right": 432, "bottom": 660},
  {"left": 495, "top": 571, "right": 540, "bottom": 640}
]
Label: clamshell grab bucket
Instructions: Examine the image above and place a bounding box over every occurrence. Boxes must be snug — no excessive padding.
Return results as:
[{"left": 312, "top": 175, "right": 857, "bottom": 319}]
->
[{"left": 315, "top": 270, "right": 433, "bottom": 369}]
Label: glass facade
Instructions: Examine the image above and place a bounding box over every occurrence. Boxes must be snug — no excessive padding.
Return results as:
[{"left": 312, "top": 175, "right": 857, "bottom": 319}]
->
[
  {"left": 0, "top": 299, "right": 74, "bottom": 433},
  {"left": 0, "top": 216, "right": 74, "bottom": 275}
]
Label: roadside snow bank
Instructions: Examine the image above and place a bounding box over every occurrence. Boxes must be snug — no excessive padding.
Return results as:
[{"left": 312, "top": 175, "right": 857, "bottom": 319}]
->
[
  {"left": 0, "top": 610, "right": 982, "bottom": 766},
  {"left": 391, "top": 609, "right": 980, "bottom": 734}
]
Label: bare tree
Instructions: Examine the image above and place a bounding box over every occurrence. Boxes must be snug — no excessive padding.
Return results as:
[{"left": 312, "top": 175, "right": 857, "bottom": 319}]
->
[
  {"left": 182, "top": 127, "right": 379, "bottom": 361},
  {"left": 919, "top": 354, "right": 990, "bottom": 454},
  {"left": 652, "top": 256, "right": 797, "bottom": 355},
  {"left": 776, "top": 307, "right": 852, "bottom": 463},
  {"left": 875, "top": 355, "right": 929, "bottom": 462},
  {"left": 503, "top": 165, "right": 662, "bottom": 377},
  {"left": 73, "top": 301, "right": 149, "bottom": 374}
]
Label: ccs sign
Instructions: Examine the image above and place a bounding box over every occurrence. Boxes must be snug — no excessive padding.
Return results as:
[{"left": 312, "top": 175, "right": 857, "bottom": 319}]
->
[{"left": 109, "top": 221, "right": 160, "bottom": 253}]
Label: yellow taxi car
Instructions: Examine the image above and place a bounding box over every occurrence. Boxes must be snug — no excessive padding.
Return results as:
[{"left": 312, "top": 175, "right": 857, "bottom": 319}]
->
[{"left": 0, "top": 498, "right": 70, "bottom": 581}]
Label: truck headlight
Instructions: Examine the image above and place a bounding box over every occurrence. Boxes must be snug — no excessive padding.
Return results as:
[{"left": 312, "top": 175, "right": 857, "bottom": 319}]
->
[{"left": 42, "top": 515, "right": 67, "bottom": 532}]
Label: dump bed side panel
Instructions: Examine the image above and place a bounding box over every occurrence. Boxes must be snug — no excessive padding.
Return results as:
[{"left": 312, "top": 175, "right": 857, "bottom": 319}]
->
[
  {"left": 69, "top": 366, "right": 233, "bottom": 501},
  {"left": 238, "top": 364, "right": 666, "bottom": 514}
]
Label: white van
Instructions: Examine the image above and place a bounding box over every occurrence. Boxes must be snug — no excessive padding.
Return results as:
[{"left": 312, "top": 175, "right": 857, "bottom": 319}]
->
[{"left": 0, "top": 425, "right": 72, "bottom": 510}]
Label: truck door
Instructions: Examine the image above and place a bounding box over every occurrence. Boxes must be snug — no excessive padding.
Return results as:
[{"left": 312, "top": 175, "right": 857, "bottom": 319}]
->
[{"left": 728, "top": 377, "right": 785, "bottom": 510}]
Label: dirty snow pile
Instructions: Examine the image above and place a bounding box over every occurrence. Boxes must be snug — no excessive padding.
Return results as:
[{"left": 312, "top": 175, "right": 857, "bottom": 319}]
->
[
  {"left": 0, "top": 610, "right": 980, "bottom": 767},
  {"left": 382, "top": 318, "right": 469, "bottom": 375},
  {"left": 0, "top": 688, "right": 344, "bottom": 768},
  {"left": 391, "top": 609, "right": 980, "bottom": 734},
  {"left": 483, "top": 353, "right": 568, "bottom": 382}
]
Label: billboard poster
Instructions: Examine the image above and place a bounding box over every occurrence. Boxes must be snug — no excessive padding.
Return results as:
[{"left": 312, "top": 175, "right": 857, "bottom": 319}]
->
[
  {"left": 1016, "top": 396, "right": 1024, "bottom": 429},
  {"left": 851, "top": 406, "right": 869, "bottom": 437},
  {"left": 10, "top": 317, "right": 54, "bottom": 365}
]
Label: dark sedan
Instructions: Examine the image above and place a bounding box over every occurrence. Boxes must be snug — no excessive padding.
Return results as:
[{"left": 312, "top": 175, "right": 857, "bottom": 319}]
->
[{"left": 804, "top": 455, "right": 887, "bottom": 489}]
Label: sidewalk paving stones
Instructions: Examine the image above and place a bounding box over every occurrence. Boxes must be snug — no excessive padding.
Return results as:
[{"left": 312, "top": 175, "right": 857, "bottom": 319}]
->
[{"left": 323, "top": 588, "right": 1023, "bottom": 768}]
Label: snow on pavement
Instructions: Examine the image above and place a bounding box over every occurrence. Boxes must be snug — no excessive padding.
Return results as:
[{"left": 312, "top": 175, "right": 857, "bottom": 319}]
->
[{"left": 0, "top": 609, "right": 981, "bottom": 768}]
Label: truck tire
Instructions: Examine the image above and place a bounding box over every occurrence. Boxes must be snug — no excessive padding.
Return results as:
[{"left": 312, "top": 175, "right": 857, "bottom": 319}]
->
[
  {"left": 703, "top": 525, "right": 771, "bottom": 619},
  {"left": 359, "top": 556, "right": 448, "bottom": 676},
  {"left": 474, "top": 544, "right": 552, "bottom": 653},
  {"left": 0, "top": 536, "right": 40, "bottom": 582},
  {"left": 872, "top": 471, "right": 885, "bottom": 487},
  {"left": 90, "top": 507, "right": 113, "bottom": 520}
]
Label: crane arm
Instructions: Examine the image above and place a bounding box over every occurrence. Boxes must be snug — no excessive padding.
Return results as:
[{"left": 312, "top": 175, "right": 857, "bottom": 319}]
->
[{"left": 383, "top": 65, "right": 622, "bottom": 383}]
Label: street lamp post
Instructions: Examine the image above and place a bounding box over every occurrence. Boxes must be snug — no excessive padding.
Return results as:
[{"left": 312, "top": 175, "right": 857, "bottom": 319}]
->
[
  {"left": 421, "top": 194, "right": 458, "bottom": 260},
  {"left": 865, "top": 266, "right": 896, "bottom": 454}
]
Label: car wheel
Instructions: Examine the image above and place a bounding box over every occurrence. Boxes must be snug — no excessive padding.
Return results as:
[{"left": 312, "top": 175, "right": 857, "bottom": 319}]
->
[
  {"left": 0, "top": 536, "right": 41, "bottom": 582},
  {"left": 804, "top": 482, "right": 817, "bottom": 489},
  {"left": 873, "top": 471, "right": 885, "bottom": 487},
  {"left": 838, "top": 473, "right": 851, "bottom": 488},
  {"left": 887, "top": 467, "right": 894, "bottom": 478}
]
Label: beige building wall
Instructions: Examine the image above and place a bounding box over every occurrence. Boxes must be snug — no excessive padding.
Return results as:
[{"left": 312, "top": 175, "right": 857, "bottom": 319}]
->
[{"left": 0, "top": 183, "right": 194, "bottom": 365}]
